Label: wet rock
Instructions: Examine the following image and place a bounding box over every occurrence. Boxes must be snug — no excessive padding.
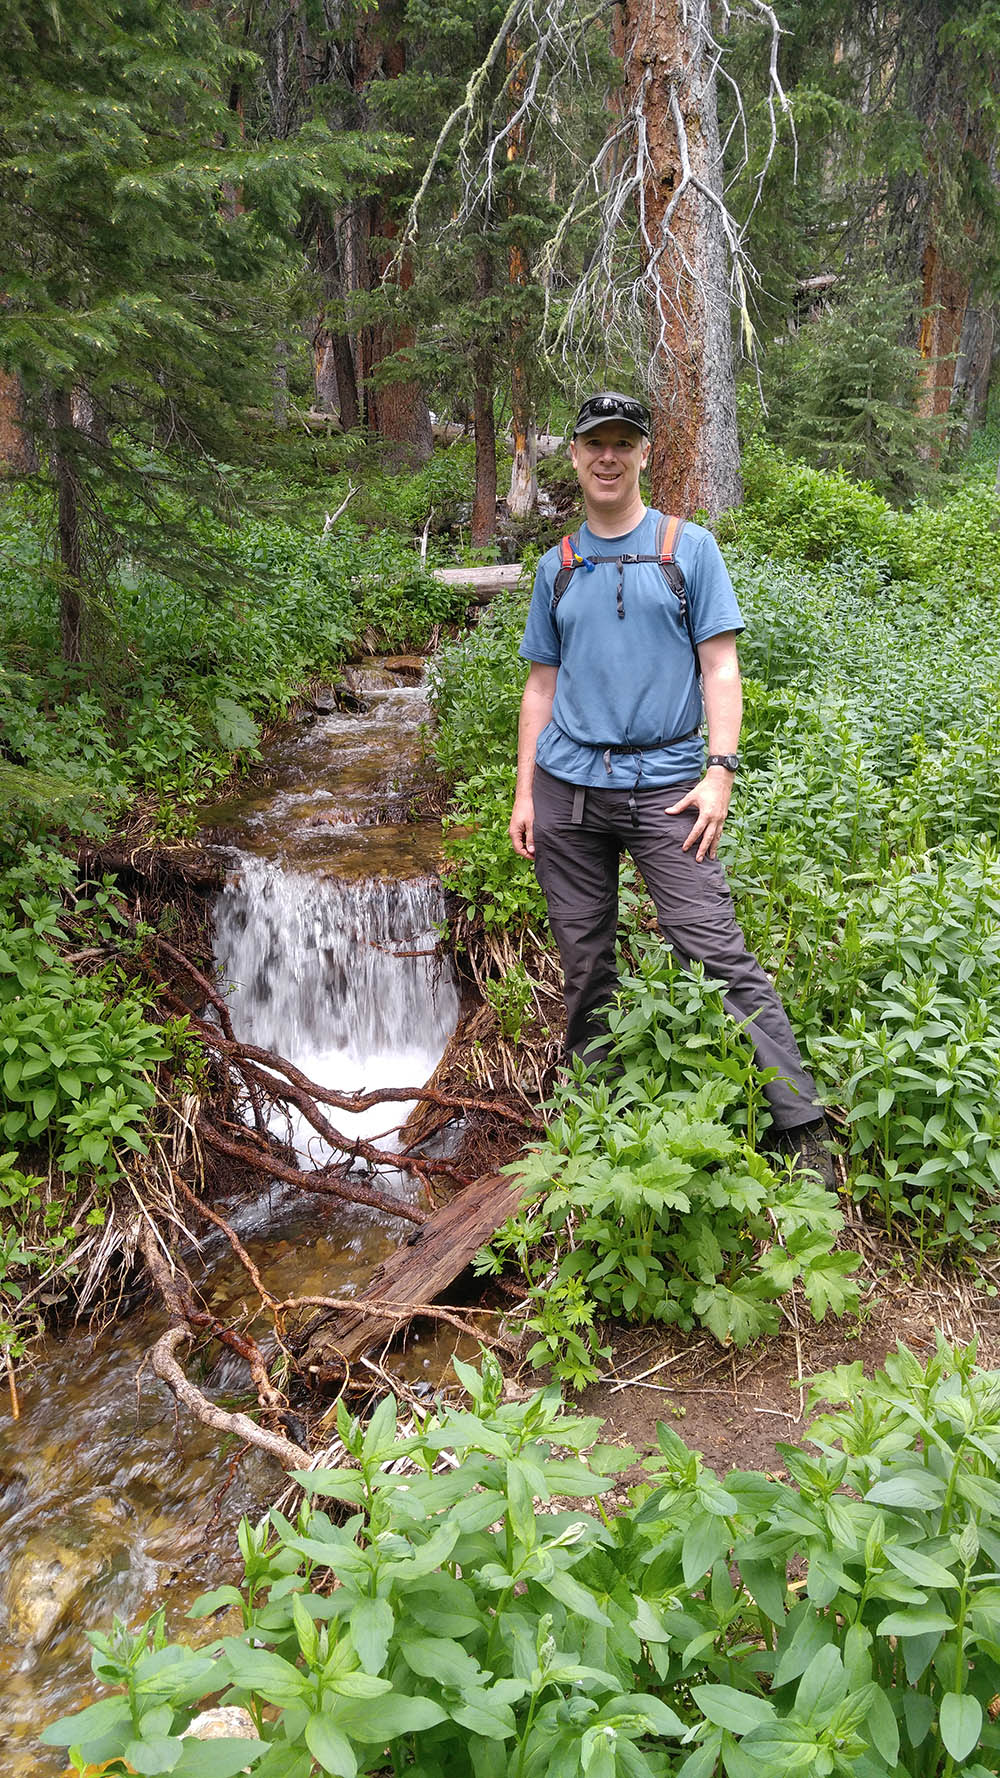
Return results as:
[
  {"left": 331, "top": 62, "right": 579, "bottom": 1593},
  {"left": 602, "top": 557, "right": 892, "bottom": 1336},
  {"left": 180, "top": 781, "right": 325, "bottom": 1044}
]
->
[
  {"left": 4, "top": 1532, "right": 106, "bottom": 1646},
  {"left": 0, "top": 1466, "right": 28, "bottom": 1512},
  {"left": 186, "top": 1705, "right": 258, "bottom": 1741}
]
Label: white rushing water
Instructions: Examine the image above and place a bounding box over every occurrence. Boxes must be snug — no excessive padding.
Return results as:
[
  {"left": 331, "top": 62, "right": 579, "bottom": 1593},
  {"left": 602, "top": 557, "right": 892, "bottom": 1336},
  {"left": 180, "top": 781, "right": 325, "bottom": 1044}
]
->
[{"left": 212, "top": 853, "right": 459, "bottom": 1165}]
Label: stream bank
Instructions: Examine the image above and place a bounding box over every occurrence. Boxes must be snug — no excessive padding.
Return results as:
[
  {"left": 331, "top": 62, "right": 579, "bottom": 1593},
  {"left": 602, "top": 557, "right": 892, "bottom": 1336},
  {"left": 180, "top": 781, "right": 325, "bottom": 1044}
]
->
[{"left": 0, "top": 659, "right": 501, "bottom": 1775}]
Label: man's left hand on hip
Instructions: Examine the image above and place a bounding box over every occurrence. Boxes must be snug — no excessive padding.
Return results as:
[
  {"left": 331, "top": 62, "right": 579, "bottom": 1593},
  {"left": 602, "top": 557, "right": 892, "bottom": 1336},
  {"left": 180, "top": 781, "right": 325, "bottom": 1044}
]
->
[{"left": 665, "top": 769, "right": 734, "bottom": 861}]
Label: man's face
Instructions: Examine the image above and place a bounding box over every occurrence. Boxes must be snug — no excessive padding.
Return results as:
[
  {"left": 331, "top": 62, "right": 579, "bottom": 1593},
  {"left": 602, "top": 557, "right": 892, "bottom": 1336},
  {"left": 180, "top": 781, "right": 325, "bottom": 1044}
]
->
[{"left": 570, "top": 421, "right": 650, "bottom": 518}]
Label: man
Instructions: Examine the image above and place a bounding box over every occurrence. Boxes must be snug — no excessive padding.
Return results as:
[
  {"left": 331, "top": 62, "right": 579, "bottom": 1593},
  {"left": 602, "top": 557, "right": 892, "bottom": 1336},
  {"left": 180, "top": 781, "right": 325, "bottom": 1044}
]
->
[{"left": 509, "top": 390, "right": 831, "bottom": 1176}]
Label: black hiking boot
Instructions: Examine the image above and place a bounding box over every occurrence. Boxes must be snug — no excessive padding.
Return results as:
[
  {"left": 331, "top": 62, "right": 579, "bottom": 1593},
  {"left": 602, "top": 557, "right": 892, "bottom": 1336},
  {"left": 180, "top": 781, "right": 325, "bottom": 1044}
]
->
[{"left": 769, "top": 1118, "right": 838, "bottom": 1190}]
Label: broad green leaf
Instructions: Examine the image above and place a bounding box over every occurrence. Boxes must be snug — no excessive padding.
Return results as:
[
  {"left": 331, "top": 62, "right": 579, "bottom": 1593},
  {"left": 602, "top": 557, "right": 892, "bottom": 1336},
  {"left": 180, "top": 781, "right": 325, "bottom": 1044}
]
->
[
  {"left": 506, "top": 1455, "right": 539, "bottom": 1552},
  {"left": 939, "top": 1692, "right": 983, "bottom": 1762},
  {"left": 304, "top": 1713, "right": 357, "bottom": 1777},
  {"left": 884, "top": 1544, "right": 959, "bottom": 1591},
  {"left": 865, "top": 1472, "right": 945, "bottom": 1511},
  {"left": 600, "top": 1693, "right": 685, "bottom": 1736},
  {"left": 40, "top": 1695, "right": 132, "bottom": 1744},
  {"left": 124, "top": 1736, "right": 183, "bottom": 1774},
  {"left": 400, "top": 1634, "right": 482, "bottom": 1686},
  {"left": 773, "top": 1604, "right": 835, "bottom": 1689},
  {"left": 448, "top": 1697, "right": 516, "bottom": 1739},
  {"left": 332, "top": 1691, "right": 447, "bottom": 1741},
  {"left": 692, "top": 1685, "right": 776, "bottom": 1733},
  {"left": 173, "top": 1740, "right": 267, "bottom": 1778},
  {"left": 683, "top": 1514, "right": 730, "bottom": 1587},
  {"left": 875, "top": 1607, "right": 954, "bottom": 1637},
  {"left": 794, "top": 1645, "right": 847, "bottom": 1722},
  {"left": 902, "top": 1691, "right": 935, "bottom": 1748},
  {"left": 212, "top": 697, "right": 261, "bottom": 751},
  {"left": 187, "top": 1585, "right": 245, "bottom": 1617},
  {"left": 864, "top": 1685, "right": 899, "bottom": 1767},
  {"left": 349, "top": 1597, "right": 393, "bottom": 1673},
  {"left": 738, "top": 1557, "right": 787, "bottom": 1625}
]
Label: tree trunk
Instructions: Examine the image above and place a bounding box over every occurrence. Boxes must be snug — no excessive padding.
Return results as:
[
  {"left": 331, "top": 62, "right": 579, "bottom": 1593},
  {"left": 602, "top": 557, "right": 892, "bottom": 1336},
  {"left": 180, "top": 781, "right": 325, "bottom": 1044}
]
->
[
  {"left": 314, "top": 214, "right": 361, "bottom": 428},
  {"left": 70, "top": 384, "right": 108, "bottom": 446},
  {"left": 505, "top": 37, "right": 538, "bottom": 519},
  {"left": 49, "top": 390, "right": 85, "bottom": 664},
  {"left": 508, "top": 399, "right": 538, "bottom": 517},
  {"left": 352, "top": 16, "right": 432, "bottom": 464},
  {"left": 0, "top": 370, "right": 37, "bottom": 475},
  {"left": 470, "top": 254, "right": 497, "bottom": 547},
  {"left": 272, "top": 338, "right": 289, "bottom": 429},
  {"left": 361, "top": 207, "right": 433, "bottom": 464},
  {"left": 312, "top": 322, "right": 340, "bottom": 413},
  {"left": 950, "top": 300, "right": 993, "bottom": 444},
  {"left": 916, "top": 235, "right": 969, "bottom": 448},
  {"left": 622, "top": 0, "right": 742, "bottom": 518}
]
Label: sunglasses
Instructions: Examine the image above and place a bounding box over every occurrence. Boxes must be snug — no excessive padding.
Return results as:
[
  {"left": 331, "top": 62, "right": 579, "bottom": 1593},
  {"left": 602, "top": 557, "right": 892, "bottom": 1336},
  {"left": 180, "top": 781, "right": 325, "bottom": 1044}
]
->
[{"left": 574, "top": 395, "right": 651, "bottom": 432}]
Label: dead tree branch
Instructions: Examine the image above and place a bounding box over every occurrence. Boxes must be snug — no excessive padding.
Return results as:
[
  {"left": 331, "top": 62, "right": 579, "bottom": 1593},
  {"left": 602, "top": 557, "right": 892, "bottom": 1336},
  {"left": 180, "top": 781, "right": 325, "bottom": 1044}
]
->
[{"left": 151, "top": 1327, "right": 310, "bottom": 1471}]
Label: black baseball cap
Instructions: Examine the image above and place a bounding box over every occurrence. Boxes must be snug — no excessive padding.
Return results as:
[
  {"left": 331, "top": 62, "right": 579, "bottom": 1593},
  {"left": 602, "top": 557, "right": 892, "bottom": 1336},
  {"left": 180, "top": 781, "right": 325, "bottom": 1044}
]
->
[{"left": 572, "top": 391, "right": 651, "bottom": 438}]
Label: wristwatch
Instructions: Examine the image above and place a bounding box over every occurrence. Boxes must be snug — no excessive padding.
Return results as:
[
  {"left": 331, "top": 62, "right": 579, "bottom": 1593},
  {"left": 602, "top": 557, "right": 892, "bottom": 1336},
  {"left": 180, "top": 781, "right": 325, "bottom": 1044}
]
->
[{"left": 706, "top": 754, "right": 740, "bottom": 772}]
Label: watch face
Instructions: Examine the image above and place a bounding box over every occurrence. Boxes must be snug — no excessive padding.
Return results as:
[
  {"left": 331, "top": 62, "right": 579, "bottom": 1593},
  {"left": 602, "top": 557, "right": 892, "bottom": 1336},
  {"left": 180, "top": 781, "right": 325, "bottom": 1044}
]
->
[{"left": 709, "top": 754, "right": 739, "bottom": 771}]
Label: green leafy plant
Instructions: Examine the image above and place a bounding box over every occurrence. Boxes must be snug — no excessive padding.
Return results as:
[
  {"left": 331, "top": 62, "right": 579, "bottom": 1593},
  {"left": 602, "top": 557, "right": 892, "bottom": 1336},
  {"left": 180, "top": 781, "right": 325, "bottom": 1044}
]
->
[{"left": 42, "top": 1343, "right": 1000, "bottom": 1776}]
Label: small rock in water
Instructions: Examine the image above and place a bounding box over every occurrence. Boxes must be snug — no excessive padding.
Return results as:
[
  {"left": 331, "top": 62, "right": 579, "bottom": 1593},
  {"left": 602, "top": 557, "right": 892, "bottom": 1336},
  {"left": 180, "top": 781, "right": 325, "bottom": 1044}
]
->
[{"left": 3, "top": 1532, "right": 107, "bottom": 1646}]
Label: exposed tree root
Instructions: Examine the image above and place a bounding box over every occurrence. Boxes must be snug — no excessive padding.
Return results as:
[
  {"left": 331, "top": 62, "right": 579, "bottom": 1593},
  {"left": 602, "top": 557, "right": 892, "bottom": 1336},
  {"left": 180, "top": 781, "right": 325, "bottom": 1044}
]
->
[
  {"left": 194, "top": 1116, "right": 428, "bottom": 1224},
  {"left": 150, "top": 1327, "right": 310, "bottom": 1472}
]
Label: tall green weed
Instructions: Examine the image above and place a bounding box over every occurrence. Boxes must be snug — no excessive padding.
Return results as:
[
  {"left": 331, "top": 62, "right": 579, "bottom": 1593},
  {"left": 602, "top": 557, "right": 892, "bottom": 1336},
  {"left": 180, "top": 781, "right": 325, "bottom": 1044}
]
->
[{"left": 43, "top": 1343, "right": 1000, "bottom": 1778}]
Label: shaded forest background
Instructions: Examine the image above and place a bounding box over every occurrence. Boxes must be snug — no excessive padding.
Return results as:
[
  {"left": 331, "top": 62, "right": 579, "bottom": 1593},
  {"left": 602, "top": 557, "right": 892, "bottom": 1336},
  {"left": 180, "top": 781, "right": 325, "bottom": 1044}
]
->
[{"left": 3, "top": 0, "right": 1000, "bottom": 623}]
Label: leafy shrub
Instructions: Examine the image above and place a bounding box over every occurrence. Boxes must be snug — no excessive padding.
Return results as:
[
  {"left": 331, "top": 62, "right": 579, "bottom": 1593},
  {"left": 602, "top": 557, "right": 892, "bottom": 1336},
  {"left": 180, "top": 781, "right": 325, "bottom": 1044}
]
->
[
  {"left": 482, "top": 948, "right": 859, "bottom": 1387},
  {"left": 0, "top": 887, "right": 168, "bottom": 1181},
  {"left": 724, "top": 438, "right": 915, "bottom": 574},
  {"left": 43, "top": 1342, "right": 1000, "bottom": 1777}
]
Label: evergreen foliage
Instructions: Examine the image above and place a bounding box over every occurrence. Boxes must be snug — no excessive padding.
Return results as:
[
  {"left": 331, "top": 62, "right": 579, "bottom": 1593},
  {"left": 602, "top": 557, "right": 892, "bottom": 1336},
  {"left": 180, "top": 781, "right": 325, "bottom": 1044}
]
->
[
  {"left": 751, "top": 276, "right": 943, "bottom": 499},
  {"left": 0, "top": 0, "right": 395, "bottom": 657}
]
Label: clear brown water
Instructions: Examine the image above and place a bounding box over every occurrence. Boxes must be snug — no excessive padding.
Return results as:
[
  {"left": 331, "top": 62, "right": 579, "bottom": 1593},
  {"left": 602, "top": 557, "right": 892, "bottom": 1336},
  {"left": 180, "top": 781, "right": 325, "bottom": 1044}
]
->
[{"left": 0, "top": 667, "right": 459, "bottom": 1772}]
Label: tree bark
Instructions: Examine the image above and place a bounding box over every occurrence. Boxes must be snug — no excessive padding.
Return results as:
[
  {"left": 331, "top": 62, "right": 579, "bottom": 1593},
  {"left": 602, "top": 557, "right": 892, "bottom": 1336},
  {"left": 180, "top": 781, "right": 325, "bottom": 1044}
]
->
[
  {"left": 0, "top": 369, "right": 37, "bottom": 474},
  {"left": 951, "top": 302, "right": 994, "bottom": 445},
  {"left": 506, "top": 37, "right": 538, "bottom": 519},
  {"left": 622, "top": 0, "right": 742, "bottom": 518},
  {"left": 916, "top": 234, "right": 969, "bottom": 445},
  {"left": 470, "top": 252, "right": 497, "bottom": 547},
  {"left": 362, "top": 217, "right": 433, "bottom": 464},
  {"left": 49, "top": 389, "right": 85, "bottom": 663},
  {"left": 314, "top": 215, "right": 361, "bottom": 428},
  {"left": 353, "top": 14, "right": 433, "bottom": 464},
  {"left": 272, "top": 338, "right": 289, "bottom": 429}
]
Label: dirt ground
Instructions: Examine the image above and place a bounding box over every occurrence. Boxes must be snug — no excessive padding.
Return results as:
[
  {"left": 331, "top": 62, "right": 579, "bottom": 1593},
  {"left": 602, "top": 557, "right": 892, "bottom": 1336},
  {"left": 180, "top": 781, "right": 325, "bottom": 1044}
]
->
[{"left": 577, "top": 1233, "right": 1000, "bottom": 1479}]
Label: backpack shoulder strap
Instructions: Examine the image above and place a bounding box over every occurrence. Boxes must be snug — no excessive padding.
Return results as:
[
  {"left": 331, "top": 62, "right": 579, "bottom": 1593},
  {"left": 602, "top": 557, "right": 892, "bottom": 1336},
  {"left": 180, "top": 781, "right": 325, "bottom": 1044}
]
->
[
  {"left": 551, "top": 533, "right": 581, "bottom": 614},
  {"left": 655, "top": 513, "right": 699, "bottom": 672}
]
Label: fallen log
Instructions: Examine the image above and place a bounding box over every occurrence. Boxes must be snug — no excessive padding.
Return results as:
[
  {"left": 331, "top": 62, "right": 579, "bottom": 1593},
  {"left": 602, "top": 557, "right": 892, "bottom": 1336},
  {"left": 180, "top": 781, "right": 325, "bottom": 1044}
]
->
[
  {"left": 296, "top": 1168, "right": 524, "bottom": 1375},
  {"left": 432, "top": 563, "right": 525, "bottom": 601}
]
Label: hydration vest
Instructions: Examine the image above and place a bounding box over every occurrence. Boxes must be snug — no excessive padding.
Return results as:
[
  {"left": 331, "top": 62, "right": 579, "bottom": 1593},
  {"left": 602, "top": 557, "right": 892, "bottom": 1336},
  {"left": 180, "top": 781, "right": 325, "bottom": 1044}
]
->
[{"left": 551, "top": 512, "right": 699, "bottom": 672}]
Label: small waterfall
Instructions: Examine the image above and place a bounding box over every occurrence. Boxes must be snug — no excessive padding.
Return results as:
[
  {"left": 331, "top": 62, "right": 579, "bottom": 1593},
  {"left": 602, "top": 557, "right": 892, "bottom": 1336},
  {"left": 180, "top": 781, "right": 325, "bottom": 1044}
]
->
[{"left": 213, "top": 854, "right": 459, "bottom": 1163}]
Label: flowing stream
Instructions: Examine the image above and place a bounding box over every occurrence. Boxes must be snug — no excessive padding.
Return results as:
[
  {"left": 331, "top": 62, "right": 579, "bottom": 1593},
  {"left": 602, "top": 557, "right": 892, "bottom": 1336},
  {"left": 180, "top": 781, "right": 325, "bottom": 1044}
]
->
[{"left": 0, "top": 666, "right": 459, "bottom": 1773}]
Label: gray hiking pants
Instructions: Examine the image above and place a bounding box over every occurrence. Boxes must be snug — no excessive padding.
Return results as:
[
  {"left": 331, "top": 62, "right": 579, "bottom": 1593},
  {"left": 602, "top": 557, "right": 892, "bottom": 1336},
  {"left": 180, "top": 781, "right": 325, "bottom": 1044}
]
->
[{"left": 531, "top": 765, "right": 820, "bottom": 1131}]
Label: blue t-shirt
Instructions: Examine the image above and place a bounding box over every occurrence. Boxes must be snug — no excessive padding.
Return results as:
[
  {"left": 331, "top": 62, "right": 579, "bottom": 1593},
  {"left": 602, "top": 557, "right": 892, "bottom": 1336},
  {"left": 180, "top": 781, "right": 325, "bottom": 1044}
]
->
[{"left": 518, "top": 510, "right": 744, "bottom": 790}]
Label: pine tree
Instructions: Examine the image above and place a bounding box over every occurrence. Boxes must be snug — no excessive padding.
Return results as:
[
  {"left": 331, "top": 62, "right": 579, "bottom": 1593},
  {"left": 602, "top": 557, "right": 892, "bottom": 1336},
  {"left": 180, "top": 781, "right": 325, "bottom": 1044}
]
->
[{"left": 0, "top": 0, "right": 391, "bottom": 660}]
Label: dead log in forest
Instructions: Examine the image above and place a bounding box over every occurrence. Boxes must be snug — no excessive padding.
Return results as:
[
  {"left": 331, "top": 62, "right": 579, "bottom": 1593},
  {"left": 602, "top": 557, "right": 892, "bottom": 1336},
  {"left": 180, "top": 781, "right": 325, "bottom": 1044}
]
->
[
  {"left": 296, "top": 1168, "right": 524, "bottom": 1375},
  {"left": 432, "top": 562, "right": 525, "bottom": 601}
]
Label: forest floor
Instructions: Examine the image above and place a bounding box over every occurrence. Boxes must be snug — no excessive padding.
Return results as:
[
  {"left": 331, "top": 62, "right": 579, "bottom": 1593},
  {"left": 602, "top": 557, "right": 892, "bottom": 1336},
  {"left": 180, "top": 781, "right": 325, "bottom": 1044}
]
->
[{"left": 580, "top": 1252, "right": 1000, "bottom": 1483}]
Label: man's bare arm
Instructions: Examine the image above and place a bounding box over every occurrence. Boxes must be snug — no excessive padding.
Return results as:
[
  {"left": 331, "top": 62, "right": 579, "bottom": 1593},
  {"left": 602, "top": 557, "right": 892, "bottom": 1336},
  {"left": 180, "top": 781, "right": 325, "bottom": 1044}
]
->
[
  {"left": 509, "top": 663, "right": 558, "bottom": 858},
  {"left": 666, "top": 631, "right": 742, "bottom": 861}
]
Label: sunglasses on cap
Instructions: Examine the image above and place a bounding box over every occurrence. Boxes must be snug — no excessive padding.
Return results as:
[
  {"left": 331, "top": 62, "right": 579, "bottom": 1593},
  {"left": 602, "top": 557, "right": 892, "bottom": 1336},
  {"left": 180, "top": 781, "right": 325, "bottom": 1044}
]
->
[{"left": 573, "top": 393, "right": 651, "bottom": 437}]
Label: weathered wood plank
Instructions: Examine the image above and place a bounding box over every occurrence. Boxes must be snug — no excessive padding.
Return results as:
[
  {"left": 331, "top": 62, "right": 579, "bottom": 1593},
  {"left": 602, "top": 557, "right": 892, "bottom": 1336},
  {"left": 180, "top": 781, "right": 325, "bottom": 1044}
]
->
[{"left": 300, "top": 1170, "right": 524, "bottom": 1372}]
